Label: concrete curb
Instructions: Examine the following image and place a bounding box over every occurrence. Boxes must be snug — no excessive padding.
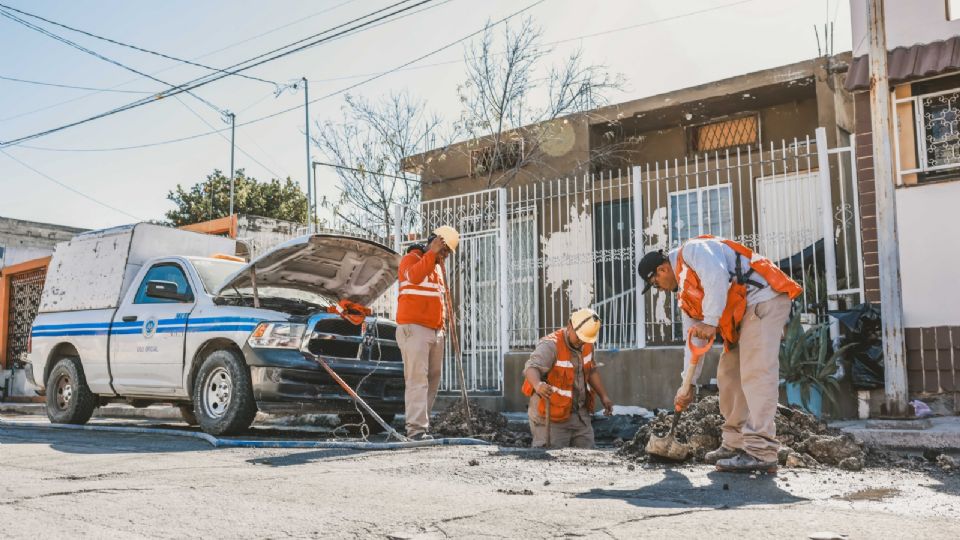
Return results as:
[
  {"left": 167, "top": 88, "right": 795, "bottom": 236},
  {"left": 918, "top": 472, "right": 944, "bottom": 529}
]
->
[{"left": 834, "top": 417, "right": 960, "bottom": 450}]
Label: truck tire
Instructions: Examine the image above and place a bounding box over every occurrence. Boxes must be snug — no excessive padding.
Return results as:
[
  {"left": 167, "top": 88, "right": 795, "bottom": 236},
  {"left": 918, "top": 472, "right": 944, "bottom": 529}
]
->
[
  {"left": 46, "top": 357, "right": 97, "bottom": 425},
  {"left": 192, "top": 349, "right": 257, "bottom": 436},
  {"left": 178, "top": 404, "right": 199, "bottom": 426}
]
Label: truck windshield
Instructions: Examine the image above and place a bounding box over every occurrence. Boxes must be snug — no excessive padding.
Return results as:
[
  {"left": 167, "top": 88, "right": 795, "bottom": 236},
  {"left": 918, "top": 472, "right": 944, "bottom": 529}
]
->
[{"left": 191, "top": 259, "right": 245, "bottom": 294}]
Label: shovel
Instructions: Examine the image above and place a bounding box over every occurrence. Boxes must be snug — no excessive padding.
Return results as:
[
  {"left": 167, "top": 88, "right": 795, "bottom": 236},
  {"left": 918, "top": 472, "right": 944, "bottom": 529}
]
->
[{"left": 645, "top": 330, "right": 715, "bottom": 461}]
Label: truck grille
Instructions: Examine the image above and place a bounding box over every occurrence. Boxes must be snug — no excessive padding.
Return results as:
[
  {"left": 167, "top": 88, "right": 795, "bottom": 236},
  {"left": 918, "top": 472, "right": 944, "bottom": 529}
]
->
[{"left": 308, "top": 317, "right": 401, "bottom": 362}]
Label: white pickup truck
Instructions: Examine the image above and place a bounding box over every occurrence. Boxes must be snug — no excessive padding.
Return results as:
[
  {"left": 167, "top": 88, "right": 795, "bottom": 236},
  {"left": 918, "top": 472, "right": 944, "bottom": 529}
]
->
[{"left": 26, "top": 223, "right": 404, "bottom": 435}]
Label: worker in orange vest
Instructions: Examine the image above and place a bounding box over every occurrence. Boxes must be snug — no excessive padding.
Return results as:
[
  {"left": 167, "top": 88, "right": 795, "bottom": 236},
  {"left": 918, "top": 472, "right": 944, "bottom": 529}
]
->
[
  {"left": 522, "top": 308, "right": 614, "bottom": 449},
  {"left": 638, "top": 235, "right": 801, "bottom": 473},
  {"left": 396, "top": 226, "right": 459, "bottom": 441}
]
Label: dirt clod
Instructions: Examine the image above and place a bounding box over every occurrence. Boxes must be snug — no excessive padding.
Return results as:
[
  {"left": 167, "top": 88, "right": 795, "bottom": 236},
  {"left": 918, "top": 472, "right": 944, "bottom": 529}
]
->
[
  {"left": 467, "top": 459, "right": 480, "bottom": 466},
  {"left": 786, "top": 452, "right": 819, "bottom": 468},
  {"left": 497, "top": 488, "right": 534, "bottom": 496},
  {"left": 937, "top": 454, "right": 958, "bottom": 470},
  {"left": 433, "top": 400, "right": 531, "bottom": 446},
  {"left": 617, "top": 396, "right": 866, "bottom": 468}
]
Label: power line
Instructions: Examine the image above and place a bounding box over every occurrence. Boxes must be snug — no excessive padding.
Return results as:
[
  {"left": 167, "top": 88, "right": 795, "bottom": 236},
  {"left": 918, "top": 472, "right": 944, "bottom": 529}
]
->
[
  {"left": 0, "top": 148, "right": 142, "bottom": 220},
  {"left": 0, "top": 73, "right": 155, "bottom": 93},
  {"left": 0, "top": 2, "right": 276, "bottom": 86},
  {"left": 174, "top": 95, "right": 286, "bottom": 180},
  {"left": 0, "top": 0, "right": 360, "bottom": 124},
  {"left": 0, "top": 0, "right": 434, "bottom": 147},
  {"left": 0, "top": 8, "right": 226, "bottom": 115},
  {"left": 16, "top": 0, "right": 757, "bottom": 154}
]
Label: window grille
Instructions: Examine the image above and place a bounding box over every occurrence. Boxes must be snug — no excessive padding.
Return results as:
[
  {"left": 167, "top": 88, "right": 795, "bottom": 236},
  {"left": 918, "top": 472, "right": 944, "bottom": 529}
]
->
[{"left": 689, "top": 115, "right": 759, "bottom": 153}]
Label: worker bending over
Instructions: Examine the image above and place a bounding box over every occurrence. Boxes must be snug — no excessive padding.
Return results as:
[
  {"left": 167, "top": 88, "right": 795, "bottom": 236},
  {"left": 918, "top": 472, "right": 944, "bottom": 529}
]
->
[
  {"left": 522, "top": 308, "right": 614, "bottom": 449},
  {"left": 638, "top": 235, "right": 800, "bottom": 473},
  {"left": 396, "top": 226, "right": 459, "bottom": 441}
]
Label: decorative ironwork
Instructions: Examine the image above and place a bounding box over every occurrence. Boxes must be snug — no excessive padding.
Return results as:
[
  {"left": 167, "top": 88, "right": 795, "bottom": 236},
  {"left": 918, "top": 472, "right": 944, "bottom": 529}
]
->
[
  {"left": 922, "top": 91, "right": 960, "bottom": 168},
  {"left": 5, "top": 268, "right": 46, "bottom": 367}
]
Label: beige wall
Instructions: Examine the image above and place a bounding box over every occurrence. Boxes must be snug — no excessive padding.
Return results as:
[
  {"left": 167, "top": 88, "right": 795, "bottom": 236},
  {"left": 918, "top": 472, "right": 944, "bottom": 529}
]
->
[{"left": 896, "top": 180, "right": 960, "bottom": 327}]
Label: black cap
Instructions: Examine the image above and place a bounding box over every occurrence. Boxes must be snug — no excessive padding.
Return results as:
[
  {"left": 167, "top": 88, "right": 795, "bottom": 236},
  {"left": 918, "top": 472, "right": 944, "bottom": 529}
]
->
[{"left": 637, "top": 250, "right": 668, "bottom": 294}]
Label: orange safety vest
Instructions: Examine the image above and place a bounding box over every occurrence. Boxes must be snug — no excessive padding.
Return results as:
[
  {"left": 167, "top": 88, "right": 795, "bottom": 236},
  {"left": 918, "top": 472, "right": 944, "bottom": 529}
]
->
[
  {"left": 521, "top": 329, "right": 595, "bottom": 423},
  {"left": 676, "top": 235, "right": 802, "bottom": 348},
  {"left": 396, "top": 248, "right": 445, "bottom": 330}
]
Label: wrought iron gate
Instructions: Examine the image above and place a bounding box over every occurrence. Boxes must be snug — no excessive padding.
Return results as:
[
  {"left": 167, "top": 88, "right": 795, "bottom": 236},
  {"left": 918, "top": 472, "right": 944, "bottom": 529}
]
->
[
  {"left": 394, "top": 189, "right": 508, "bottom": 396},
  {"left": 5, "top": 267, "right": 46, "bottom": 368}
]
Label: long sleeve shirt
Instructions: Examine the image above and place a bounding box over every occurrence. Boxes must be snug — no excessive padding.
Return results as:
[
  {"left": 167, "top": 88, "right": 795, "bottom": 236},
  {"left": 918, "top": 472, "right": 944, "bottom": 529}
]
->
[{"left": 668, "top": 237, "right": 780, "bottom": 381}]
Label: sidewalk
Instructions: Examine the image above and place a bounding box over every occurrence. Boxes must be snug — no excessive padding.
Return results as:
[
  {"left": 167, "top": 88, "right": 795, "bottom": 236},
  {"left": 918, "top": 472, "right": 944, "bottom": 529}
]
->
[
  {"left": 0, "top": 402, "right": 183, "bottom": 420},
  {"left": 832, "top": 416, "right": 960, "bottom": 450}
]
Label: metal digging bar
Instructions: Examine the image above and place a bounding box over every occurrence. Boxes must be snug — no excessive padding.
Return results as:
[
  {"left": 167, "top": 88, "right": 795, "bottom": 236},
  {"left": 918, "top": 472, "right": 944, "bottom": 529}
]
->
[
  {"left": 313, "top": 356, "right": 408, "bottom": 442},
  {"left": 440, "top": 264, "right": 473, "bottom": 436}
]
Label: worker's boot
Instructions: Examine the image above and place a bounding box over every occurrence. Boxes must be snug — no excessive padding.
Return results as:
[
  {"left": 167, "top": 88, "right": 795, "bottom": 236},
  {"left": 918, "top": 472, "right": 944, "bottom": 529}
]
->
[
  {"left": 715, "top": 452, "right": 778, "bottom": 473},
  {"left": 704, "top": 445, "right": 741, "bottom": 464}
]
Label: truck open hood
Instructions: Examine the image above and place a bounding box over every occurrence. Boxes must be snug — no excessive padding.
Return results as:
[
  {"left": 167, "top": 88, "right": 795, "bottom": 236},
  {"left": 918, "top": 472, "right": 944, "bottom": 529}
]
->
[{"left": 215, "top": 234, "right": 400, "bottom": 306}]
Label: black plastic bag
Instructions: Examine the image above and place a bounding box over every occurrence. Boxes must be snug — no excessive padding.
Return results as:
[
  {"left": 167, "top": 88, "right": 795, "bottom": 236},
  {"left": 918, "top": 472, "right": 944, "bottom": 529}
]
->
[{"left": 828, "top": 303, "right": 883, "bottom": 390}]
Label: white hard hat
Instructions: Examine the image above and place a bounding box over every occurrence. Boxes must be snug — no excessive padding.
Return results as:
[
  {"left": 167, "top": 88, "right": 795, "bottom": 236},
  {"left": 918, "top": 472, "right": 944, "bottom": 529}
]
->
[
  {"left": 433, "top": 225, "right": 460, "bottom": 252},
  {"left": 570, "top": 307, "right": 601, "bottom": 344}
]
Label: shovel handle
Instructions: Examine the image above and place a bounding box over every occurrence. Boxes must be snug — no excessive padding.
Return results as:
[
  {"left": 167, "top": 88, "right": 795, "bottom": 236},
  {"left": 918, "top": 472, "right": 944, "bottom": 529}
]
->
[{"left": 674, "top": 329, "right": 716, "bottom": 412}]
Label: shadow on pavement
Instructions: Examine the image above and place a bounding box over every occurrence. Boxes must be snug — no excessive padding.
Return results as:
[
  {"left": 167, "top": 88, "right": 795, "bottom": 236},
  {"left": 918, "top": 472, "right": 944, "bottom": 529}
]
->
[
  {"left": 0, "top": 424, "right": 210, "bottom": 455},
  {"left": 575, "top": 468, "right": 806, "bottom": 509},
  {"left": 246, "top": 448, "right": 368, "bottom": 467}
]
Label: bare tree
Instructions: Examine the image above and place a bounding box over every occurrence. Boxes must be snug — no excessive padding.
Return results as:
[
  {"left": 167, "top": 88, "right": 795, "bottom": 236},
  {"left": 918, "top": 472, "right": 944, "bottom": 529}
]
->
[
  {"left": 453, "top": 17, "right": 624, "bottom": 186},
  {"left": 314, "top": 92, "right": 441, "bottom": 239}
]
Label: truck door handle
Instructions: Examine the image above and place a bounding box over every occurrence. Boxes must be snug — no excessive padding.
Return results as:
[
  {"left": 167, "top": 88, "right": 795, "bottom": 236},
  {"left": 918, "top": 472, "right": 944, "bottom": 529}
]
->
[{"left": 122, "top": 316, "right": 138, "bottom": 322}]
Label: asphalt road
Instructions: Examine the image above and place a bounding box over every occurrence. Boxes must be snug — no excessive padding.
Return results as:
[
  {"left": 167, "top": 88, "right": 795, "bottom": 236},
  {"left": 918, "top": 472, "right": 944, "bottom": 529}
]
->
[{"left": 1, "top": 419, "right": 959, "bottom": 539}]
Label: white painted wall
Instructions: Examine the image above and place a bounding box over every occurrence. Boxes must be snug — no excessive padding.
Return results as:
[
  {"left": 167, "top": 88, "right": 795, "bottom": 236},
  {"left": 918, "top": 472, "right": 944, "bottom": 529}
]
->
[
  {"left": 851, "top": 0, "right": 960, "bottom": 56},
  {"left": 896, "top": 181, "right": 960, "bottom": 327}
]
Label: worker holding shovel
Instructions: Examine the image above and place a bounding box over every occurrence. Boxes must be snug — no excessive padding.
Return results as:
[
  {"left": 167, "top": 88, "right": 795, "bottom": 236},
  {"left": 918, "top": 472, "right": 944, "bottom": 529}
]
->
[
  {"left": 522, "top": 308, "right": 615, "bottom": 449},
  {"left": 637, "top": 235, "right": 801, "bottom": 473},
  {"left": 396, "top": 226, "right": 459, "bottom": 441}
]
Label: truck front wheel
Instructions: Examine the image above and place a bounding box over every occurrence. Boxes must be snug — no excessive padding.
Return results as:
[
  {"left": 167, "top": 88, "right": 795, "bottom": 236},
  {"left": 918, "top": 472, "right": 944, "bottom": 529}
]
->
[
  {"left": 192, "top": 349, "right": 257, "bottom": 436},
  {"left": 46, "top": 357, "right": 97, "bottom": 425}
]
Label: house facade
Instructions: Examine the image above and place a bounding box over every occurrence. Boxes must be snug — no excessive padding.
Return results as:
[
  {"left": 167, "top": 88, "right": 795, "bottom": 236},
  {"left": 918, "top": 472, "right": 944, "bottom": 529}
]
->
[
  {"left": 401, "top": 57, "right": 862, "bottom": 410},
  {"left": 846, "top": 0, "right": 960, "bottom": 402}
]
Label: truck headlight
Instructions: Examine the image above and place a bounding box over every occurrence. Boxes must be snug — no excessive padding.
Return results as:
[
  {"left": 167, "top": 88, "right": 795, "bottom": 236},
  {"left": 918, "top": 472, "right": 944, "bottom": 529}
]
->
[{"left": 248, "top": 322, "right": 307, "bottom": 349}]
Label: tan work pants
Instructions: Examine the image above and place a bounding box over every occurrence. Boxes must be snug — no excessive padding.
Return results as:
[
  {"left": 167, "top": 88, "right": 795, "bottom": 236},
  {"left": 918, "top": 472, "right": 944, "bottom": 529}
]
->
[
  {"left": 397, "top": 323, "right": 444, "bottom": 436},
  {"left": 529, "top": 400, "right": 595, "bottom": 449},
  {"left": 717, "top": 294, "right": 792, "bottom": 463}
]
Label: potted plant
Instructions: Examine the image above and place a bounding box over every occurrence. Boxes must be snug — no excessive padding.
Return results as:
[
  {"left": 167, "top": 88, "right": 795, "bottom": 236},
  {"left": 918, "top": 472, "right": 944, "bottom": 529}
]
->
[{"left": 779, "top": 314, "right": 853, "bottom": 417}]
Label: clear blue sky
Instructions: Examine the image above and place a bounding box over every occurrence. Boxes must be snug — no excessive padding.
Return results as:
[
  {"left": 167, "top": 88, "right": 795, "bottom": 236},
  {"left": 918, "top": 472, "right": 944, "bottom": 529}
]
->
[{"left": 0, "top": 0, "right": 852, "bottom": 230}]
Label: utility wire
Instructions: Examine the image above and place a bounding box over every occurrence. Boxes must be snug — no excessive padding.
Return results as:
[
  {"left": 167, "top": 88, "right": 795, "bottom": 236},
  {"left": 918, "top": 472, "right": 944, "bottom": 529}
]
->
[
  {"left": 0, "top": 73, "right": 155, "bottom": 93},
  {"left": 0, "top": 0, "right": 361, "bottom": 124},
  {"left": 0, "top": 148, "right": 142, "bottom": 220},
  {"left": 0, "top": 8, "right": 226, "bottom": 115},
  {"left": 173, "top": 95, "right": 286, "bottom": 180},
  {"left": 0, "top": 2, "right": 276, "bottom": 86},
  {"left": 0, "top": 0, "right": 433, "bottom": 147},
  {"left": 16, "top": 0, "right": 547, "bottom": 154}
]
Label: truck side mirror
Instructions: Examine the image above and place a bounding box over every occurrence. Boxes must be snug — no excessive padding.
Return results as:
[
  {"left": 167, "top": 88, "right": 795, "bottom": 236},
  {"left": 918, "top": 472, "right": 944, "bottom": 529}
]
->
[{"left": 146, "top": 280, "right": 193, "bottom": 303}]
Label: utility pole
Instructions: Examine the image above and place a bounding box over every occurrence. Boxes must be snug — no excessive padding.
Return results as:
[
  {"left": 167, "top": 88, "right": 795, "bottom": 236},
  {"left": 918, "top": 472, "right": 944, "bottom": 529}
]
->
[
  {"left": 302, "top": 77, "right": 314, "bottom": 233},
  {"left": 228, "top": 112, "right": 236, "bottom": 218},
  {"left": 866, "top": 0, "right": 907, "bottom": 416}
]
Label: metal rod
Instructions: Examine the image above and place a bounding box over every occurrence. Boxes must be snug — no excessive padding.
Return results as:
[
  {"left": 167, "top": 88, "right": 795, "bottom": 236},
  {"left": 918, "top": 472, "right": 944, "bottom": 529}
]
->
[
  {"left": 314, "top": 355, "right": 406, "bottom": 441},
  {"left": 228, "top": 112, "right": 236, "bottom": 218}
]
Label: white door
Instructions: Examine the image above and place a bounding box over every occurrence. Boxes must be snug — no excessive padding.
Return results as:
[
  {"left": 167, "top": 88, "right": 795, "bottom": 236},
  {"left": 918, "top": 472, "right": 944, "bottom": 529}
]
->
[
  {"left": 756, "top": 171, "right": 823, "bottom": 263},
  {"left": 110, "top": 263, "right": 195, "bottom": 394}
]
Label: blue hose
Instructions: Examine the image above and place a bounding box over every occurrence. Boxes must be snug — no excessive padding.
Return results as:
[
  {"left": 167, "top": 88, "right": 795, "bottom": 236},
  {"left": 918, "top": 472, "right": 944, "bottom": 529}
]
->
[{"left": 0, "top": 418, "right": 491, "bottom": 450}]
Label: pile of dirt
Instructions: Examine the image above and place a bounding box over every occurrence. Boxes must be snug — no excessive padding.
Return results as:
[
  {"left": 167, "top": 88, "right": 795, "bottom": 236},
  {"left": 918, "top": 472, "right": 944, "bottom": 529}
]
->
[
  {"left": 432, "top": 400, "right": 531, "bottom": 446},
  {"left": 617, "top": 396, "right": 866, "bottom": 469}
]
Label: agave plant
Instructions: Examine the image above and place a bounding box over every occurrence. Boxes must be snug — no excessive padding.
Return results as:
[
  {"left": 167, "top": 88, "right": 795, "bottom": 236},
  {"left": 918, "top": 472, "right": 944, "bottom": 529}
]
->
[{"left": 779, "top": 314, "right": 854, "bottom": 414}]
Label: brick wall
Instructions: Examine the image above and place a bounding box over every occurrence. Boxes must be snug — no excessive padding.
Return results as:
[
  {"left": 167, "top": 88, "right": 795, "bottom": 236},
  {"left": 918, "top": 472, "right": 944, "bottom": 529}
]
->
[{"left": 853, "top": 92, "right": 881, "bottom": 304}]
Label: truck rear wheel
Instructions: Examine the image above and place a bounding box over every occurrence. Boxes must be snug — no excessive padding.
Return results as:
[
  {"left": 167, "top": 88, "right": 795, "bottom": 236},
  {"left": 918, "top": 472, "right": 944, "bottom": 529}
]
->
[
  {"left": 192, "top": 349, "right": 256, "bottom": 436},
  {"left": 46, "top": 357, "right": 97, "bottom": 425}
]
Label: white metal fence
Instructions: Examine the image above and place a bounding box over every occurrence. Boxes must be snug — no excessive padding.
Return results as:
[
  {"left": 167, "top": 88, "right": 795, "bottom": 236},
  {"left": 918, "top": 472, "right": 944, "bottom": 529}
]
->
[{"left": 375, "top": 126, "right": 864, "bottom": 396}]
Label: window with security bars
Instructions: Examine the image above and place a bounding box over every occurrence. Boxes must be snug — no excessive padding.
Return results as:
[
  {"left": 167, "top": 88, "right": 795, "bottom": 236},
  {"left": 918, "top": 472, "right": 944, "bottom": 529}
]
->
[
  {"left": 668, "top": 184, "right": 734, "bottom": 245},
  {"left": 689, "top": 115, "right": 759, "bottom": 153},
  {"left": 893, "top": 85, "right": 960, "bottom": 183},
  {"left": 471, "top": 139, "right": 523, "bottom": 176}
]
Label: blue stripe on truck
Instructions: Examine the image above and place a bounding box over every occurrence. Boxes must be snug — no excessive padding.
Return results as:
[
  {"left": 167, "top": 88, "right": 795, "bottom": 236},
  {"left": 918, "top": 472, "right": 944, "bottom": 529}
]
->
[{"left": 32, "top": 319, "right": 263, "bottom": 337}]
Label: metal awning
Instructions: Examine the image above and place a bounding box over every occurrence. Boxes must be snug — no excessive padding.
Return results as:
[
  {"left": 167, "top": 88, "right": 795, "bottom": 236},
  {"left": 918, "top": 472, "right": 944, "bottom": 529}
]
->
[{"left": 845, "top": 36, "right": 960, "bottom": 92}]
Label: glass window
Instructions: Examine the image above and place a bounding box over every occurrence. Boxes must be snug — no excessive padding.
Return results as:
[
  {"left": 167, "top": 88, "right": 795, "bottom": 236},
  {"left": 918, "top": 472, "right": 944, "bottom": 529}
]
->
[
  {"left": 134, "top": 264, "right": 194, "bottom": 304},
  {"left": 669, "top": 184, "right": 733, "bottom": 244},
  {"left": 689, "top": 115, "right": 759, "bottom": 153},
  {"left": 948, "top": 0, "right": 960, "bottom": 20},
  {"left": 190, "top": 258, "right": 245, "bottom": 294}
]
